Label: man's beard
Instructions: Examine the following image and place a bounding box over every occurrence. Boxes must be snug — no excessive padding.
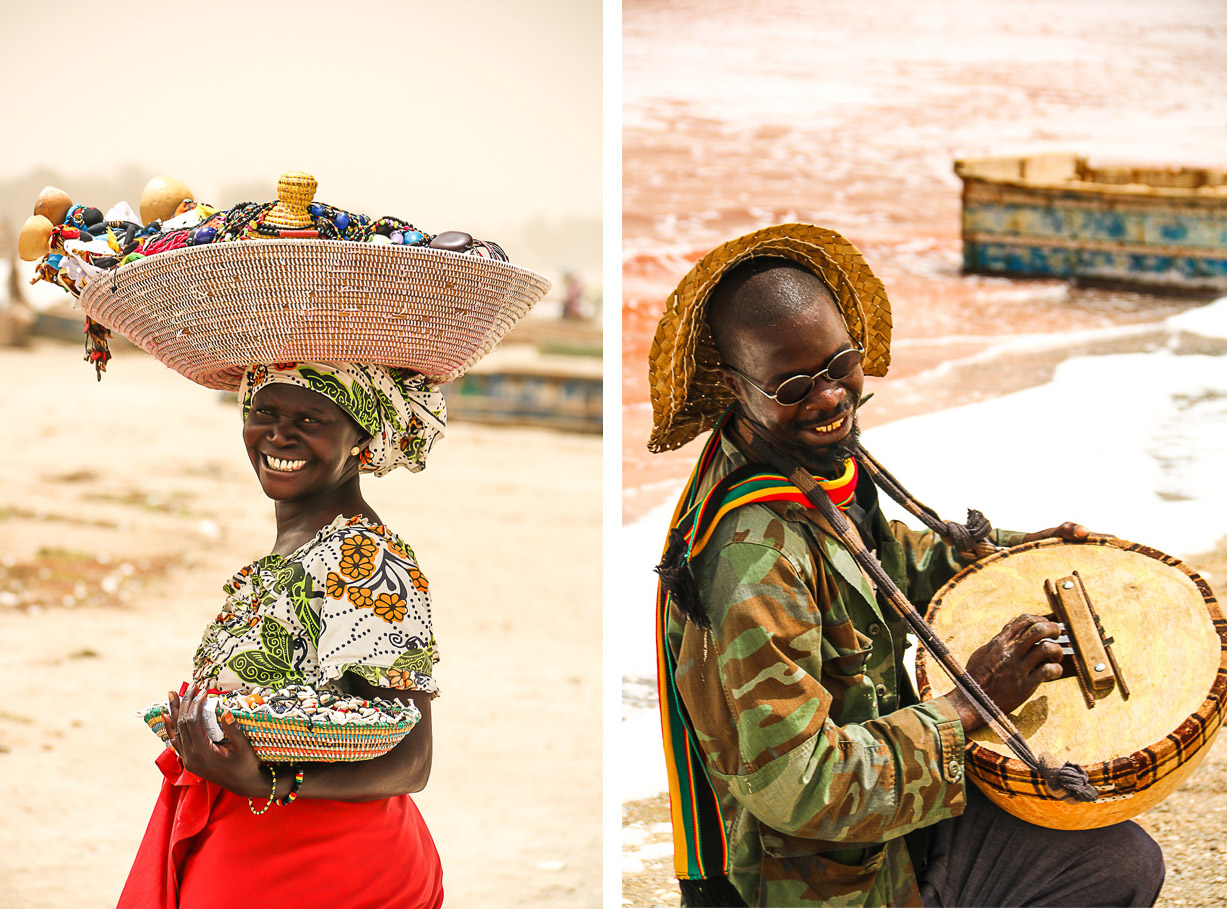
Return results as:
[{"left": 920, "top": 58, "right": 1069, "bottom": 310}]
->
[
  {"left": 732, "top": 408, "right": 861, "bottom": 479},
  {"left": 798, "top": 414, "right": 861, "bottom": 478}
]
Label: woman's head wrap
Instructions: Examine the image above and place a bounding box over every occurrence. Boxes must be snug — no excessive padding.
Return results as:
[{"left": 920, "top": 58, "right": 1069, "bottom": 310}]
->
[{"left": 238, "top": 362, "right": 446, "bottom": 476}]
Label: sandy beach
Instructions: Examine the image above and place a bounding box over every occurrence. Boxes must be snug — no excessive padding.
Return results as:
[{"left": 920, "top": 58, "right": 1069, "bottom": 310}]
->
[{"left": 0, "top": 339, "right": 601, "bottom": 908}]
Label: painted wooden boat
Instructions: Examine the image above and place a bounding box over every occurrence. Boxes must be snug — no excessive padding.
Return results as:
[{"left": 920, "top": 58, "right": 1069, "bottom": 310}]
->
[
  {"left": 446, "top": 347, "right": 602, "bottom": 434},
  {"left": 955, "top": 154, "right": 1227, "bottom": 293}
]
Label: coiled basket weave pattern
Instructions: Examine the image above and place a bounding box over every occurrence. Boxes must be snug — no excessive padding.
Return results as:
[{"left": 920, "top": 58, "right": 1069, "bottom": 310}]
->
[
  {"left": 143, "top": 702, "right": 420, "bottom": 763},
  {"left": 81, "top": 240, "right": 552, "bottom": 390}
]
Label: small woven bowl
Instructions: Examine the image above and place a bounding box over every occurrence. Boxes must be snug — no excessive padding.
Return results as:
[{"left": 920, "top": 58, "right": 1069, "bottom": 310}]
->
[{"left": 142, "top": 701, "right": 420, "bottom": 763}]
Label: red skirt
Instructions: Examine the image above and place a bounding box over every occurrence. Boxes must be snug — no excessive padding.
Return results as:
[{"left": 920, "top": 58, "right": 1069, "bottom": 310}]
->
[{"left": 119, "top": 748, "right": 444, "bottom": 908}]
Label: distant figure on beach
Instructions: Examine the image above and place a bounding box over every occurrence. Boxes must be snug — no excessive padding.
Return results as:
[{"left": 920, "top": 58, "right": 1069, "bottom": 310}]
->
[
  {"left": 562, "top": 269, "right": 585, "bottom": 319},
  {"left": 646, "top": 223, "right": 1165, "bottom": 908}
]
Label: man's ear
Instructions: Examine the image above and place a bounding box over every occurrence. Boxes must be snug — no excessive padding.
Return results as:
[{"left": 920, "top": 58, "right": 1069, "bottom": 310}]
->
[{"left": 713, "top": 364, "right": 738, "bottom": 390}]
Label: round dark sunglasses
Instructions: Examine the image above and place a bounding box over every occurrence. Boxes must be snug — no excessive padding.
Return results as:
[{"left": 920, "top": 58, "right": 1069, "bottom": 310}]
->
[{"left": 725, "top": 346, "right": 864, "bottom": 407}]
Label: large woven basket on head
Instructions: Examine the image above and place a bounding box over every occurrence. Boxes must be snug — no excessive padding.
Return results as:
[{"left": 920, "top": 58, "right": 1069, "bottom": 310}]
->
[
  {"left": 143, "top": 701, "right": 420, "bottom": 763},
  {"left": 917, "top": 536, "right": 1226, "bottom": 829},
  {"left": 81, "top": 239, "right": 551, "bottom": 390}
]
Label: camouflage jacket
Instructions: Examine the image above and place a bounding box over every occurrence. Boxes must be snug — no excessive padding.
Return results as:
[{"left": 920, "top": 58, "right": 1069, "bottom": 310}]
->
[{"left": 666, "top": 434, "right": 1025, "bottom": 907}]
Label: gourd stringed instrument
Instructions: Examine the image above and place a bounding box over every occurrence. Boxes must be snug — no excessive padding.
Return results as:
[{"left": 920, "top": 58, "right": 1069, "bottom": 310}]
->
[{"left": 916, "top": 535, "right": 1227, "bottom": 829}]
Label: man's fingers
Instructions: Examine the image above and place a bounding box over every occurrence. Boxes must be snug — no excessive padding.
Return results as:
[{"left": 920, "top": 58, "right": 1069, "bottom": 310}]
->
[
  {"left": 1003, "top": 613, "right": 1046, "bottom": 634},
  {"left": 1019, "top": 619, "right": 1062, "bottom": 649},
  {"left": 1022, "top": 638, "right": 1065, "bottom": 674},
  {"left": 1031, "top": 659, "right": 1065, "bottom": 683},
  {"left": 1055, "top": 522, "right": 1090, "bottom": 541},
  {"left": 1002, "top": 615, "right": 1060, "bottom": 645},
  {"left": 1021, "top": 522, "right": 1093, "bottom": 544}
]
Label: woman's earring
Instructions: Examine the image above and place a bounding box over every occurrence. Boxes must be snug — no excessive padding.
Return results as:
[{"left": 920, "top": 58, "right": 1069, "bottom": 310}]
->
[{"left": 350, "top": 446, "right": 361, "bottom": 456}]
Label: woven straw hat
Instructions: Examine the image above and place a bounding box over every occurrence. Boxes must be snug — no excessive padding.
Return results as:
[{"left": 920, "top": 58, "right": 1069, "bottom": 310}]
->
[
  {"left": 75, "top": 173, "right": 551, "bottom": 391},
  {"left": 647, "top": 223, "right": 892, "bottom": 452}
]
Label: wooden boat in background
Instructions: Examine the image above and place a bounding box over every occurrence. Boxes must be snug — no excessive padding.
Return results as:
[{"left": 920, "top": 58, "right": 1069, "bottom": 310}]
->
[
  {"left": 955, "top": 153, "right": 1227, "bottom": 294},
  {"left": 445, "top": 343, "right": 602, "bottom": 434}
]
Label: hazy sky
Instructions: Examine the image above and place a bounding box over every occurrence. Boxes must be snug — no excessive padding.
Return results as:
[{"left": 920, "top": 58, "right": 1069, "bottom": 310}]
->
[{"left": 0, "top": 0, "right": 601, "bottom": 235}]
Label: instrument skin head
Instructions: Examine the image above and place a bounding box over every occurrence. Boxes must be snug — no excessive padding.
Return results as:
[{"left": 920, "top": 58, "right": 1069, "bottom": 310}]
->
[{"left": 917, "top": 536, "right": 1225, "bottom": 830}]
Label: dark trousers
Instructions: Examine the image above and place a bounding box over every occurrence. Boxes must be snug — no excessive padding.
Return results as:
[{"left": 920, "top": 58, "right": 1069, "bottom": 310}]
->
[{"left": 919, "top": 784, "right": 1165, "bottom": 908}]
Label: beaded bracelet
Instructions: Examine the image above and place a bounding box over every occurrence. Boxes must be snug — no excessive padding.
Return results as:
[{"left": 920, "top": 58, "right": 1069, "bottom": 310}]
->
[
  {"left": 248, "top": 765, "right": 277, "bottom": 816},
  {"left": 276, "top": 767, "right": 305, "bottom": 806}
]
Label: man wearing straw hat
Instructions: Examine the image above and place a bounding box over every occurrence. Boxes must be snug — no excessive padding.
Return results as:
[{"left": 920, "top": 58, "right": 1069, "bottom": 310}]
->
[{"left": 648, "top": 224, "right": 1165, "bottom": 907}]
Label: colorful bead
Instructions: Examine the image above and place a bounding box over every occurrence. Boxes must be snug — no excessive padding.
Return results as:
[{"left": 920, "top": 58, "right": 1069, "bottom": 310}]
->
[
  {"left": 248, "top": 765, "right": 278, "bottom": 815},
  {"left": 429, "top": 230, "right": 472, "bottom": 252},
  {"left": 275, "top": 767, "right": 305, "bottom": 806}
]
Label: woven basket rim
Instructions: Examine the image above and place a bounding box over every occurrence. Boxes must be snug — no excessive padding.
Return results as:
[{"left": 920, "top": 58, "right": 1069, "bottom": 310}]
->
[
  {"left": 142, "top": 702, "right": 417, "bottom": 762},
  {"left": 916, "top": 536, "right": 1227, "bottom": 795},
  {"left": 143, "top": 701, "right": 418, "bottom": 730},
  {"left": 94, "top": 237, "right": 552, "bottom": 289},
  {"left": 645, "top": 222, "right": 892, "bottom": 453},
  {"left": 81, "top": 239, "right": 552, "bottom": 389}
]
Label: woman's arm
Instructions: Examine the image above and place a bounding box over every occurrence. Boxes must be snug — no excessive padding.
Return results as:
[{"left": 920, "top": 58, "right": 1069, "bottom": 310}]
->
[
  {"left": 293, "top": 674, "right": 433, "bottom": 801},
  {"left": 166, "top": 676, "right": 433, "bottom": 803}
]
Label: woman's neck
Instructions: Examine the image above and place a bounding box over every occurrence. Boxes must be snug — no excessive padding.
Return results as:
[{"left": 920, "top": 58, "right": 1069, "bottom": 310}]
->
[{"left": 270, "top": 481, "right": 381, "bottom": 556}]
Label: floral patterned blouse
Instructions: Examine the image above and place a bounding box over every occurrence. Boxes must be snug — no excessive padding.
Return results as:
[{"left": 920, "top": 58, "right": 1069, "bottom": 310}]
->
[{"left": 192, "top": 515, "right": 438, "bottom": 696}]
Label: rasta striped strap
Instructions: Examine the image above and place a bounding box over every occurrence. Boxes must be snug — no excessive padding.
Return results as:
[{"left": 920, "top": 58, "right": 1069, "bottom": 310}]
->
[
  {"left": 685, "top": 456, "right": 857, "bottom": 562},
  {"left": 653, "top": 415, "right": 858, "bottom": 903}
]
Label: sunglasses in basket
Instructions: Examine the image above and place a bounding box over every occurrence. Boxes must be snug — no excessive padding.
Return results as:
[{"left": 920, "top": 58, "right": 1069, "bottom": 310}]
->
[{"left": 724, "top": 345, "right": 864, "bottom": 407}]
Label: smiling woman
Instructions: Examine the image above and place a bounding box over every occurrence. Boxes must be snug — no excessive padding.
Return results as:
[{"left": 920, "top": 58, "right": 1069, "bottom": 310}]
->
[
  {"left": 140, "top": 365, "right": 448, "bottom": 904},
  {"left": 21, "top": 170, "right": 550, "bottom": 907},
  {"left": 244, "top": 385, "right": 369, "bottom": 507}
]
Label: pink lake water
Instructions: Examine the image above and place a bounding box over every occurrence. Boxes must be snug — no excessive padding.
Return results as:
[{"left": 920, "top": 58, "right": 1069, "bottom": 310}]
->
[{"left": 622, "top": 0, "right": 1227, "bottom": 522}]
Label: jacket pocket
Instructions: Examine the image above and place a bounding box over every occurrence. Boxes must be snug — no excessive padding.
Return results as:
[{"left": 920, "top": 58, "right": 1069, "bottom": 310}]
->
[
  {"left": 823, "top": 627, "right": 874, "bottom": 679},
  {"left": 757, "top": 828, "right": 887, "bottom": 907}
]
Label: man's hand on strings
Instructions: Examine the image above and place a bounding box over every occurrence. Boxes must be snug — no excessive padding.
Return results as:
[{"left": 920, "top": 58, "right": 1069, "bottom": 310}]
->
[{"left": 944, "top": 613, "right": 1065, "bottom": 733}]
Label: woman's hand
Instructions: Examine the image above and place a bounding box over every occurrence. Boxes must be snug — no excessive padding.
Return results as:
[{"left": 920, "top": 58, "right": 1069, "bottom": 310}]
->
[
  {"left": 165, "top": 684, "right": 268, "bottom": 798},
  {"left": 1020, "top": 521, "right": 1095, "bottom": 544}
]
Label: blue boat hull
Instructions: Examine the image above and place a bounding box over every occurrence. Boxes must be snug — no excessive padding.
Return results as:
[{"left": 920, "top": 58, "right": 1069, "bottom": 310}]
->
[{"left": 957, "top": 157, "right": 1227, "bottom": 293}]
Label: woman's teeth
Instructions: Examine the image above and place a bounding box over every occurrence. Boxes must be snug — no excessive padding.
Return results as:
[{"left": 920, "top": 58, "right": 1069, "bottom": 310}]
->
[{"left": 265, "top": 455, "right": 307, "bottom": 472}]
